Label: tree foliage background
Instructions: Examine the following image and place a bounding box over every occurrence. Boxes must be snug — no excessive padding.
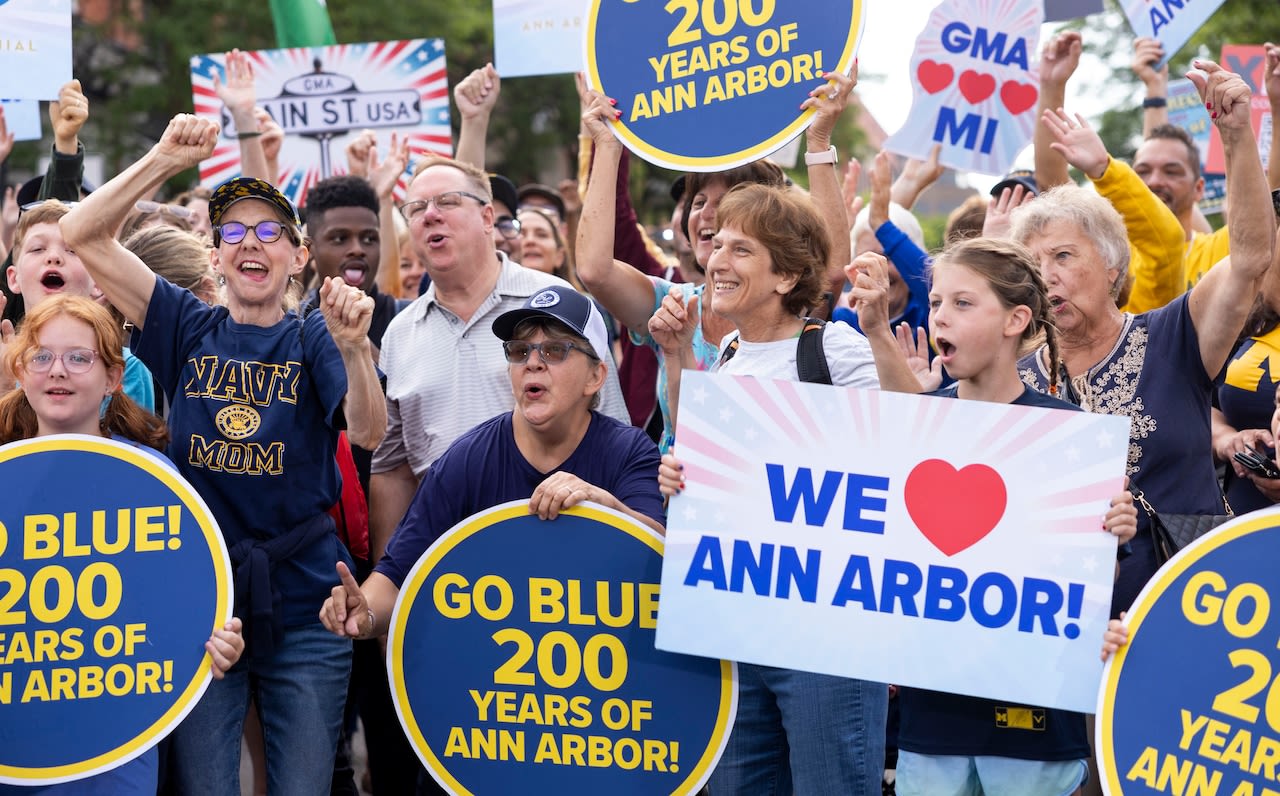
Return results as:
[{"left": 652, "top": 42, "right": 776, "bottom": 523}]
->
[
  {"left": 7, "top": 0, "right": 1272, "bottom": 221},
  {"left": 5, "top": 0, "right": 869, "bottom": 222}
]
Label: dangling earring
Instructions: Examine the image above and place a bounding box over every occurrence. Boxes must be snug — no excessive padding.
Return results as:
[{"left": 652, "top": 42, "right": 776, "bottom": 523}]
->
[
  {"left": 288, "top": 276, "right": 297, "bottom": 287},
  {"left": 217, "top": 274, "right": 226, "bottom": 287}
]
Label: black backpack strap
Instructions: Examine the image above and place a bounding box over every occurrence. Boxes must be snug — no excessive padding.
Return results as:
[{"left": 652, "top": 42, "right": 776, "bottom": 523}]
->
[
  {"left": 717, "top": 333, "right": 741, "bottom": 367},
  {"left": 796, "top": 318, "right": 832, "bottom": 385}
]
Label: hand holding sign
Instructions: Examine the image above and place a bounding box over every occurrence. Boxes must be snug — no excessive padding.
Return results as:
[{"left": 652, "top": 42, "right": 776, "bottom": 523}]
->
[
  {"left": 1131, "top": 37, "right": 1168, "bottom": 91},
  {"left": 205, "top": 617, "right": 245, "bottom": 680},
  {"left": 800, "top": 67, "right": 855, "bottom": 145},
  {"left": 581, "top": 89, "right": 622, "bottom": 151}
]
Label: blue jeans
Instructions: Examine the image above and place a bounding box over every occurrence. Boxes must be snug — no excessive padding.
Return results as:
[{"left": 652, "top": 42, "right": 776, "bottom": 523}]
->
[
  {"left": 167, "top": 623, "right": 352, "bottom": 796},
  {"left": 710, "top": 663, "right": 888, "bottom": 796},
  {"left": 896, "top": 751, "right": 1089, "bottom": 796}
]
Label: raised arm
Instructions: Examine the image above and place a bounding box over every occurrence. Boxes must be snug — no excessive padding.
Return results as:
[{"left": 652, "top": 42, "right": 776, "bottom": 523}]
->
[
  {"left": 366, "top": 132, "right": 412, "bottom": 305},
  {"left": 1132, "top": 37, "right": 1170, "bottom": 138},
  {"left": 889, "top": 144, "right": 944, "bottom": 210},
  {"left": 800, "top": 68, "right": 856, "bottom": 295},
  {"left": 215, "top": 50, "right": 270, "bottom": 182},
  {"left": 39, "top": 80, "right": 90, "bottom": 204},
  {"left": 1042, "top": 108, "right": 1184, "bottom": 312},
  {"left": 1034, "top": 32, "right": 1082, "bottom": 191},
  {"left": 575, "top": 90, "right": 663, "bottom": 332},
  {"left": 847, "top": 252, "right": 924, "bottom": 393},
  {"left": 318, "top": 276, "right": 386, "bottom": 450},
  {"left": 453, "top": 63, "right": 500, "bottom": 169},
  {"left": 60, "top": 115, "right": 219, "bottom": 327},
  {"left": 1187, "top": 61, "right": 1278, "bottom": 377},
  {"left": 1267, "top": 43, "right": 1280, "bottom": 191}
]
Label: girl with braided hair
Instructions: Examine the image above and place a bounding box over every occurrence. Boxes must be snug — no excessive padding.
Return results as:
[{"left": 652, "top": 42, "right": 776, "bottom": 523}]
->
[{"left": 891, "top": 236, "right": 1137, "bottom": 796}]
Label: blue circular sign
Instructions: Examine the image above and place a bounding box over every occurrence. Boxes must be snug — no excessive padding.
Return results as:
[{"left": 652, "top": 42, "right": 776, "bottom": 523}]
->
[
  {"left": 0, "top": 435, "right": 231, "bottom": 785},
  {"left": 390, "top": 501, "right": 736, "bottom": 795},
  {"left": 1097, "top": 508, "right": 1280, "bottom": 794},
  {"left": 586, "top": 0, "right": 866, "bottom": 171}
]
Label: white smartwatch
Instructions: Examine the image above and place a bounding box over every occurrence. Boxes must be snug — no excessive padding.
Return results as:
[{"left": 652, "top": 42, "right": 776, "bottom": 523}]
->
[{"left": 804, "top": 145, "right": 838, "bottom": 166}]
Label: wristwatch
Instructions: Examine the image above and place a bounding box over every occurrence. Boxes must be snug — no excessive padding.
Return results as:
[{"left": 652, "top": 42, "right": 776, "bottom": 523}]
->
[{"left": 804, "top": 145, "right": 838, "bottom": 166}]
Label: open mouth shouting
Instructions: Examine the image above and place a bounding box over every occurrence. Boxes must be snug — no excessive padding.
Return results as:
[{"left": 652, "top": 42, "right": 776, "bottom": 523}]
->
[{"left": 39, "top": 270, "right": 67, "bottom": 292}]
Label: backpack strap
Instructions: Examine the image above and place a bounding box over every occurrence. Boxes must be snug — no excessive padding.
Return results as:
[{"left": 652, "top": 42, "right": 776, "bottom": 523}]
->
[{"left": 796, "top": 318, "right": 832, "bottom": 385}]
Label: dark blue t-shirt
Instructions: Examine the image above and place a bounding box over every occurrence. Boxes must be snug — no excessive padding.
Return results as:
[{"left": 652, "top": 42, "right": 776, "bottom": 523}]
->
[
  {"left": 376, "top": 411, "right": 666, "bottom": 587},
  {"left": 1217, "top": 328, "right": 1280, "bottom": 513},
  {"left": 897, "top": 383, "right": 1090, "bottom": 762},
  {"left": 133, "top": 276, "right": 353, "bottom": 626},
  {"left": 1019, "top": 293, "right": 1223, "bottom": 615}
]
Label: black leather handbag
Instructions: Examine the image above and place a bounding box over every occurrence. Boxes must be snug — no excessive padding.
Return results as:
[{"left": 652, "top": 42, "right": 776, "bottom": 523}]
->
[{"left": 1131, "top": 487, "right": 1232, "bottom": 566}]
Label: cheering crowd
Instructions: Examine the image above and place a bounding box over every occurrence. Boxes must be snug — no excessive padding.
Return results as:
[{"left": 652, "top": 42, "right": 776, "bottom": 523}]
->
[{"left": 0, "top": 26, "right": 1278, "bottom": 796}]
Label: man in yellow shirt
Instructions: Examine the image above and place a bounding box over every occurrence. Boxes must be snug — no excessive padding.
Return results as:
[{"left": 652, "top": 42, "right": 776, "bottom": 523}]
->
[{"left": 1132, "top": 124, "right": 1230, "bottom": 289}]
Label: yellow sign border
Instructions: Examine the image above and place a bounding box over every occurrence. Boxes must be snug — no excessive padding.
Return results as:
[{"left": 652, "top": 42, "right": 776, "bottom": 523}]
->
[
  {"left": 0, "top": 435, "right": 232, "bottom": 785},
  {"left": 584, "top": 0, "right": 867, "bottom": 172},
  {"left": 389, "top": 500, "right": 737, "bottom": 796},
  {"left": 1095, "top": 508, "right": 1280, "bottom": 793}
]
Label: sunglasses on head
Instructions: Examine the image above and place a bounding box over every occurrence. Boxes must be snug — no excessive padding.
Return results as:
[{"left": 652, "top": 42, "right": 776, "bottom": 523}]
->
[
  {"left": 19, "top": 200, "right": 78, "bottom": 214},
  {"left": 135, "top": 199, "right": 197, "bottom": 220}
]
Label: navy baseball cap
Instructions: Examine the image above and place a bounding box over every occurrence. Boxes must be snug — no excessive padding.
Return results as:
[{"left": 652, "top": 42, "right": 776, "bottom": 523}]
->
[
  {"left": 492, "top": 285, "right": 610, "bottom": 363},
  {"left": 989, "top": 169, "right": 1038, "bottom": 198}
]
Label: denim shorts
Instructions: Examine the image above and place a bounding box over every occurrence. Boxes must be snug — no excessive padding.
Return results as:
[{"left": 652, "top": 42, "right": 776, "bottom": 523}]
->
[{"left": 897, "top": 750, "right": 1089, "bottom": 796}]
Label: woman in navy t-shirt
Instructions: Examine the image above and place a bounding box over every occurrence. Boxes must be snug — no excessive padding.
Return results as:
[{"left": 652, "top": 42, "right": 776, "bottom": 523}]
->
[{"left": 61, "top": 115, "right": 384, "bottom": 795}]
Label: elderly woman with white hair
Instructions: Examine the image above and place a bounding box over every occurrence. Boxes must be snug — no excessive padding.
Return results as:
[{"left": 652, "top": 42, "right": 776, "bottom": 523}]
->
[{"left": 1014, "top": 60, "right": 1276, "bottom": 615}]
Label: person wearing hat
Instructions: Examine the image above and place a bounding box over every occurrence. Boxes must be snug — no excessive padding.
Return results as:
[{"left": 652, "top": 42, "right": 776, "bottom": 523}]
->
[
  {"left": 60, "top": 113, "right": 386, "bottom": 794},
  {"left": 320, "top": 283, "right": 664, "bottom": 642},
  {"left": 367, "top": 154, "right": 631, "bottom": 586},
  {"left": 989, "top": 168, "right": 1039, "bottom": 200},
  {"left": 518, "top": 181, "right": 568, "bottom": 223}
]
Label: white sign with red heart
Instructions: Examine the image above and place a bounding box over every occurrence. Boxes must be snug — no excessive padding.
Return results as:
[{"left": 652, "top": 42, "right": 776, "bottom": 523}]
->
[
  {"left": 657, "top": 370, "right": 1131, "bottom": 713},
  {"left": 884, "top": 0, "right": 1043, "bottom": 176}
]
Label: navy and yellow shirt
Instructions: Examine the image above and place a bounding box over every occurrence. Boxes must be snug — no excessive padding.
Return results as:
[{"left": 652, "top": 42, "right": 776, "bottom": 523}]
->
[{"left": 134, "top": 276, "right": 352, "bottom": 626}]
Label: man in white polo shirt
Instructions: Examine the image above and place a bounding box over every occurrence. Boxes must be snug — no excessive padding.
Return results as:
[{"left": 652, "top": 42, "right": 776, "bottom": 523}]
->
[{"left": 369, "top": 154, "right": 628, "bottom": 564}]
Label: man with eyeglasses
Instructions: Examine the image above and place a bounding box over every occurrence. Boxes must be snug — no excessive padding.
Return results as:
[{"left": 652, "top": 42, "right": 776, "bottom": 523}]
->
[{"left": 369, "top": 154, "right": 631, "bottom": 577}]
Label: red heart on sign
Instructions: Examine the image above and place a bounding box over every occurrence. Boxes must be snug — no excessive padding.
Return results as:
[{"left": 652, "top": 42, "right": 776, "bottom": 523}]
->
[
  {"left": 904, "top": 459, "right": 1007, "bottom": 556},
  {"left": 1001, "top": 80, "right": 1039, "bottom": 115},
  {"left": 917, "top": 59, "right": 954, "bottom": 94},
  {"left": 958, "top": 70, "right": 996, "bottom": 104}
]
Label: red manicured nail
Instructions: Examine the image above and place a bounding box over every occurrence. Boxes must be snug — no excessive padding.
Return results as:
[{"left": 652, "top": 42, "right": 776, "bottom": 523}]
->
[
  {"left": 1211, "top": 111, "right": 1218, "bottom": 119},
  {"left": 1206, "top": 102, "right": 1213, "bottom": 109},
  {"left": 614, "top": 110, "right": 622, "bottom": 119},
  {"left": 608, "top": 98, "right": 617, "bottom": 106}
]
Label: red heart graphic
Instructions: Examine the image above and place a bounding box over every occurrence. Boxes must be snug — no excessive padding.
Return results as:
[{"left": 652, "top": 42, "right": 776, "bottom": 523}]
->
[
  {"left": 904, "top": 459, "right": 1007, "bottom": 556},
  {"left": 917, "top": 59, "right": 954, "bottom": 94},
  {"left": 958, "top": 70, "right": 996, "bottom": 104},
  {"left": 1000, "top": 80, "right": 1039, "bottom": 115}
]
